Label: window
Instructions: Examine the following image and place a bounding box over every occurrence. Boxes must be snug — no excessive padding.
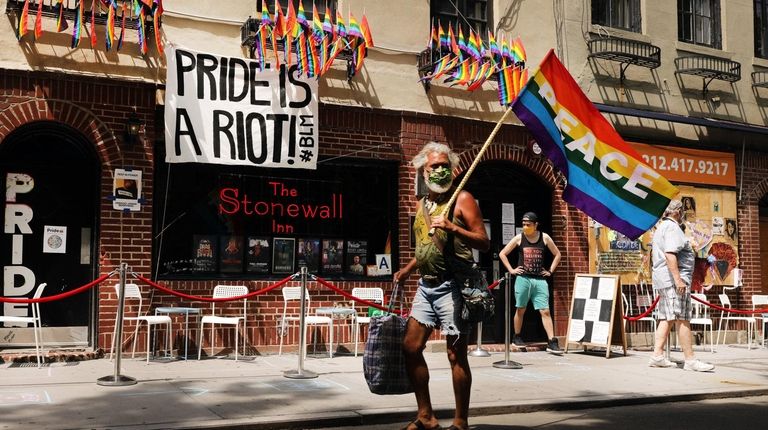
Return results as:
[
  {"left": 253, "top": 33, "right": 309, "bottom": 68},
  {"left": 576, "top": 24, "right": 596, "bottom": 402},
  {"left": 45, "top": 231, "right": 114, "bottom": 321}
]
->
[
  {"left": 757, "top": 0, "right": 768, "bottom": 58},
  {"left": 153, "top": 159, "right": 399, "bottom": 280},
  {"left": 430, "top": 0, "right": 488, "bottom": 41},
  {"left": 591, "top": 0, "right": 641, "bottom": 32},
  {"left": 678, "top": 0, "right": 721, "bottom": 48}
]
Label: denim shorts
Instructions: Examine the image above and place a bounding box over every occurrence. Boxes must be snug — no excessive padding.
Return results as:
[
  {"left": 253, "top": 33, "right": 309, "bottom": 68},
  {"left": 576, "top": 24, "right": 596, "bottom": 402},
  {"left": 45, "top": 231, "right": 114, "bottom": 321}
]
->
[
  {"left": 409, "top": 277, "right": 466, "bottom": 336},
  {"left": 514, "top": 276, "right": 550, "bottom": 310}
]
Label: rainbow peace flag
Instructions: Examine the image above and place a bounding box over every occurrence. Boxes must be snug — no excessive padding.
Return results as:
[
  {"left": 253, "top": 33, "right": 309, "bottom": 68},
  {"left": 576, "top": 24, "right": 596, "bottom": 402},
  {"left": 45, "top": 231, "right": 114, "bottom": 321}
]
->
[{"left": 511, "top": 50, "right": 677, "bottom": 239}]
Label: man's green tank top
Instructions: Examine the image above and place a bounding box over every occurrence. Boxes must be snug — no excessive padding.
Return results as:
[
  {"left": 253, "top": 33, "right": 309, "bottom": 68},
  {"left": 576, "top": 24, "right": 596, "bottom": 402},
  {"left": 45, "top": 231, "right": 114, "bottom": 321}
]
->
[{"left": 413, "top": 197, "right": 475, "bottom": 276}]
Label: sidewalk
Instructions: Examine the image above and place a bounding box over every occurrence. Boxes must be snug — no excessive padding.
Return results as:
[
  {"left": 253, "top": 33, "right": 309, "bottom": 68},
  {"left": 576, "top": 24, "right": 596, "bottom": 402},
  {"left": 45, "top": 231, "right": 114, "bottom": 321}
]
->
[{"left": 1, "top": 344, "right": 767, "bottom": 430}]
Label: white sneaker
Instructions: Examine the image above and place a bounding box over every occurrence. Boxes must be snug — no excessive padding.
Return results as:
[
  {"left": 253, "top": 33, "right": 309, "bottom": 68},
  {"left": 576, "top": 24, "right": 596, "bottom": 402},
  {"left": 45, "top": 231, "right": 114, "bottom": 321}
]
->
[
  {"left": 683, "top": 359, "right": 715, "bottom": 372},
  {"left": 648, "top": 355, "right": 677, "bottom": 368}
]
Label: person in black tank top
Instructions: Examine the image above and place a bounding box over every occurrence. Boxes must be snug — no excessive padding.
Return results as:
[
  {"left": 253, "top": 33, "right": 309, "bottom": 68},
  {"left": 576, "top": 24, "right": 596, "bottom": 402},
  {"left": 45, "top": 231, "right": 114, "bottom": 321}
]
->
[{"left": 499, "top": 211, "right": 563, "bottom": 354}]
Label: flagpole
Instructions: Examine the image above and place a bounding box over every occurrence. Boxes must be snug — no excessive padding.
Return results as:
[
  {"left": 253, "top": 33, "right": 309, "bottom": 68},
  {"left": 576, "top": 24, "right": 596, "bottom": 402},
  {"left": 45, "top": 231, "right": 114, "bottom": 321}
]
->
[{"left": 429, "top": 106, "right": 514, "bottom": 236}]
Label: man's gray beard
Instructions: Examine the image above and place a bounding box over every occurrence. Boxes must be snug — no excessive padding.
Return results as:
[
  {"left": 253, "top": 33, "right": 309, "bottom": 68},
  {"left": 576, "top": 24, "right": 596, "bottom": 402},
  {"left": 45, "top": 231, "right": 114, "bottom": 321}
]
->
[{"left": 425, "top": 180, "right": 452, "bottom": 194}]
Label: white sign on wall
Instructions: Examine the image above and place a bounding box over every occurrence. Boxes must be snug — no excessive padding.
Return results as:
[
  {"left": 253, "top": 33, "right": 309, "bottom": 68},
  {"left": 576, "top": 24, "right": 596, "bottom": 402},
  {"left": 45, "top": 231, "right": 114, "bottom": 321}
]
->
[
  {"left": 43, "top": 226, "right": 67, "bottom": 254},
  {"left": 164, "top": 45, "right": 319, "bottom": 169}
]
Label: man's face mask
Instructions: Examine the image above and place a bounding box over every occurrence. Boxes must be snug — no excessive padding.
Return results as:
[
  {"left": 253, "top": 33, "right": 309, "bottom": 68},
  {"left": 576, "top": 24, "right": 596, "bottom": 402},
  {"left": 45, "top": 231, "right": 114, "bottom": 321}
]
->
[{"left": 427, "top": 166, "right": 452, "bottom": 186}]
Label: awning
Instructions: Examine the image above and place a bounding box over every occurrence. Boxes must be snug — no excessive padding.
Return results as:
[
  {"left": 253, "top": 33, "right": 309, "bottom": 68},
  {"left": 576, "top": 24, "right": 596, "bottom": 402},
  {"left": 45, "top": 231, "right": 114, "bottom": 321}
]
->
[{"left": 595, "top": 103, "right": 768, "bottom": 136}]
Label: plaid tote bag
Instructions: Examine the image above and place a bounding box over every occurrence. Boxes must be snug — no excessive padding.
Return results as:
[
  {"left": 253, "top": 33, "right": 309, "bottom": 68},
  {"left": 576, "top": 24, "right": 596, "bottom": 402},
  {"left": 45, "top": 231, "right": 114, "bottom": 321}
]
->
[{"left": 362, "top": 283, "right": 413, "bottom": 395}]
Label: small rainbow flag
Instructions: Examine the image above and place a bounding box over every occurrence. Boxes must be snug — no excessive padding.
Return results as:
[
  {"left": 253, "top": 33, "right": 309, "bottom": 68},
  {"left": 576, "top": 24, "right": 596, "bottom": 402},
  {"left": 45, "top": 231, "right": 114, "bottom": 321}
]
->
[
  {"left": 347, "top": 11, "right": 363, "bottom": 40},
  {"left": 17, "top": 0, "right": 29, "bottom": 41},
  {"left": 335, "top": 9, "right": 346, "bottom": 38},
  {"left": 360, "top": 14, "right": 373, "bottom": 47},
  {"left": 511, "top": 50, "right": 678, "bottom": 239},
  {"left": 312, "top": 4, "right": 323, "bottom": 41},
  {"left": 106, "top": 1, "right": 116, "bottom": 51},
  {"left": 296, "top": 1, "right": 308, "bottom": 28},
  {"left": 273, "top": 0, "right": 285, "bottom": 38},
  {"left": 153, "top": 0, "right": 164, "bottom": 56},
  {"left": 34, "top": 0, "right": 43, "bottom": 40},
  {"left": 90, "top": 0, "right": 98, "bottom": 48},
  {"left": 56, "top": 0, "right": 68, "bottom": 32},
  {"left": 138, "top": 6, "right": 147, "bottom": 55},
  {"left": 72, "top": 0, "right": 84, "bottom": 48},
  {"left": 322, "top": 3, "right": 335, "bottom": 40}
]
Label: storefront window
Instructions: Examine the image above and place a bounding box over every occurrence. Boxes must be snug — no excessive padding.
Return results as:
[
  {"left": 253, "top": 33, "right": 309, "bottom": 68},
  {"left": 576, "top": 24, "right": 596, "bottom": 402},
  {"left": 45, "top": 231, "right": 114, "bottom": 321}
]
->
[{"left": 153, "top": 159, "right": 398, "bottom": 279}]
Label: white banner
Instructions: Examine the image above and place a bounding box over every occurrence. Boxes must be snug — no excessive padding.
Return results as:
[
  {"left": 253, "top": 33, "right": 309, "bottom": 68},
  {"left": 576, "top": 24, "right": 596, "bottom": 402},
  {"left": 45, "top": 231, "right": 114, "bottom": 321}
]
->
[{"left": 164, "top": 45, "right": 319, "bottom": 169}]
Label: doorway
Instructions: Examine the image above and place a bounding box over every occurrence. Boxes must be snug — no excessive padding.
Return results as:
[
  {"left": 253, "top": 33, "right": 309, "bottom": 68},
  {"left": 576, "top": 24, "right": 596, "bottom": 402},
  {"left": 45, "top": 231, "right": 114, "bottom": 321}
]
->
[
  {"left": 462, "top": 160, "right": 554, "bottom": 344},
  {"left": 0, "top": 122, "right": 100, "bottom": 347}
]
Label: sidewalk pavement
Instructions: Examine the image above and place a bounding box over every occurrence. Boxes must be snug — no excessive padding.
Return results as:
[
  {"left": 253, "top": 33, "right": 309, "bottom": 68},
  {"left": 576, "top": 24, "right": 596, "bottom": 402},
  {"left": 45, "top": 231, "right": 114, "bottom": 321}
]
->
[{"left": 1, "top": 343, "right": 767, "bottom": 430}]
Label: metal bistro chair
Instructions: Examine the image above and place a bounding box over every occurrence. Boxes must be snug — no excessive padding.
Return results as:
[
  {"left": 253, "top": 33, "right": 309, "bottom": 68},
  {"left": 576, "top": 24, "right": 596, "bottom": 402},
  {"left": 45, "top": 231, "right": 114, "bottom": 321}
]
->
[
  {"left": 716, "top": 293, "right": 756, "bottom": 349},
  {"left": 279, "top": 286, "right": 333, "bottom": 358},
  {"left": 690, "top": 293, "right": 715, "bottom": 353},
  {"left": 111, "top": 283, "right": 173, "bottom": 363},
  {"left": 751, "top": 294, "right": 768, "bottom": 348},
  {"left": 351, "top": 287, "right": 385, "bottom": 357},
  {"left": 198, "top": 285, "right": 249, "bottom": 361},
  {"left": 0, "top": 283, "right": 47, "bottom": 368}
]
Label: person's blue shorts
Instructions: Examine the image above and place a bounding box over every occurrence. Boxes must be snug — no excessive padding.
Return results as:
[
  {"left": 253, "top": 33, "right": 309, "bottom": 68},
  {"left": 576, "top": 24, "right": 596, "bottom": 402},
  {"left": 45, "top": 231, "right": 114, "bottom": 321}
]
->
[
  {"left": 409, "top": 277, "right": 466, "bottom": 336},
  {"left": 514, "top": 276, "right": 550, "bottom": 310}
]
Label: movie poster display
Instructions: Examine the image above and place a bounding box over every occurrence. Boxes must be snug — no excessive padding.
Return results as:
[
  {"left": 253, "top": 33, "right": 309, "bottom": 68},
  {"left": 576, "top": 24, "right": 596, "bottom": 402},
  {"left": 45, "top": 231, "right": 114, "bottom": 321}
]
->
[
  {"left": 273, "top": 237, "right": 296, "bottom": 274},
  {"left": 220, "top": 235, "right": 244, "bottom": 273},
  {"left": 298, "top": 238, "right": 321, "bottom": 273},
  {"left": 193, "top": 235, "right": 217, "bottom": 273},
  {"left": 246, "top": 237, "right": 271, "bottom": 273},
  {"left": 322, "top": 239, "right": 344, "bottom": 274},
  {"left": 346, "top": 240, "right": 367, "bottom": 275}
]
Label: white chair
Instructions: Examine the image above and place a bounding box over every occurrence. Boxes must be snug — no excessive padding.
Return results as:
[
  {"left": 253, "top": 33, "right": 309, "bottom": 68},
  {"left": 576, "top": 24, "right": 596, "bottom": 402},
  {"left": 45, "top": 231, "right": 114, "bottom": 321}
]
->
[
  {"left": 198, "top": 285, "right": 249, "bottom": 361},
  {"left": 751, "top": 294, "right": 768, "bottom": 348},
  {"left": 0, "top": 283, "right": 47, "bottom": 368},
  {"left": 111, "top": 283, "right": 173, "bottom": 363},
  {"left": 351, "top": 287, "right": 385, "bottom": 357},
  {"left": 690, "top": 293, "right": 715, "bottom": 353},
  {"left": 716, "top": 293, "right": 755, "bottom": 349},
  {"left": 279, "top": 286, "right": 333, "bottom": 358},
  {"left": 621, "top": 291, "right": 656, "bottom": 335}
]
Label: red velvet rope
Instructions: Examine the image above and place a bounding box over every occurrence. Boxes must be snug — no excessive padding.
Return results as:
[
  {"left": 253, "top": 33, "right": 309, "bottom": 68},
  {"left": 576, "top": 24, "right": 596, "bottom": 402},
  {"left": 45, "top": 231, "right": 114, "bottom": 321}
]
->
[
  {"left": 487, "top": 279, "right": 501, "bottom": 290},
  {"left": 0, "top": 273, "right": 114, "bottom": 304},
  {"left": 691, "top": 294, "right": 768, "bottom": 315},
  {"left": 134, "top": 273, "right": 296, "bottom": 302},
  {"left": 312, "top": 275, "right": 404, "bottom": 315},
  {"left": 624, "top": 295, "right": 661, "bottom": 321}
]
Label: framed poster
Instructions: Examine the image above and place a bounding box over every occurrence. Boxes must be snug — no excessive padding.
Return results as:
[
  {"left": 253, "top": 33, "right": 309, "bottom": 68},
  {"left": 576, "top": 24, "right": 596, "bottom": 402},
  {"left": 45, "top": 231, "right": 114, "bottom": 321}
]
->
[
  {"left": 192, "top": 235, "right": 217, "bottom": 273},
  {"left": 298, "top": 238, "right": 321, "bottom": 273},
  {"left": 346, "top": 240, "right": 367, "bottom": 275},
  {"left": 322, "top": 239, "right": 343, "bottom": 274},
  {"left": 220, "top": 235, "right": 244, "bottom": 273},
  {"left": 246, "top": 236, "right": 271, "bottom": 273},
  {"left": 273, "top": 238, "right": 296, "bottom": 274}
]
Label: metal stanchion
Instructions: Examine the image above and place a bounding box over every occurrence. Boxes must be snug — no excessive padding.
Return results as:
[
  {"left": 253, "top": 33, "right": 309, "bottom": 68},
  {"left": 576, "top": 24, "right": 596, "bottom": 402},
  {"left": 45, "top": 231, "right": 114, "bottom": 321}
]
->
[
  {"left": 468, "top": 321, "right": 491, "bottom": 357},
  {"left": 98, "top": 263, "right": 137, "bottom": 386},
  {"left": 494, "top": 273, "right": 522, "bottom": 369},
  {"left": 284, "top": 267, "right": 318, "bottom": 379}
]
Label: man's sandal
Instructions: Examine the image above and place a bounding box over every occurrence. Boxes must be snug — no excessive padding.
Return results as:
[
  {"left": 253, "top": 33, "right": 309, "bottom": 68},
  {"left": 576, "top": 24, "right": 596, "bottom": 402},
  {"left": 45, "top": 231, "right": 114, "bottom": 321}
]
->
[{"left": 401, "top": 419, "right": 442, "bottom": 430}]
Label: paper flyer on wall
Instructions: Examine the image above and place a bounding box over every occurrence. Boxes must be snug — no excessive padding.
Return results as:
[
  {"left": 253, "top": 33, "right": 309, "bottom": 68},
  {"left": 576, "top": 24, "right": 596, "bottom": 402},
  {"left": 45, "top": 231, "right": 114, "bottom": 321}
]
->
[
  {"left": 43, "top": 225, "right": 67, "bottom": 254},
  {"left": 113, "top": 169, "right": 142, "bottom": 211},
  {"left": 346, "top": 240, "right": 367, "bottom": 275}
]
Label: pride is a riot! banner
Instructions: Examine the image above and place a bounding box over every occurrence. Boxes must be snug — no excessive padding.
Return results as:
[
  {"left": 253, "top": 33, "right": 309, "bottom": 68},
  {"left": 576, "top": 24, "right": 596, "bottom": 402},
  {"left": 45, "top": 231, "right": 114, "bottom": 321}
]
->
[
  {"left": 511, "top": 50, "right": 678, "bottom": 240},
  {"left": 164, "top": 45, "right": 319, "bottom": 169}
]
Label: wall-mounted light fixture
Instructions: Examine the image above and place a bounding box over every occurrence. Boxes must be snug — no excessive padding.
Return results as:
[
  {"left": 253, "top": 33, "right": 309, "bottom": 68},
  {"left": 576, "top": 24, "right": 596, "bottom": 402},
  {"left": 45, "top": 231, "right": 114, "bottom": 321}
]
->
[{"left": 124, "top": 112, "right": 143, "bottom": 146}]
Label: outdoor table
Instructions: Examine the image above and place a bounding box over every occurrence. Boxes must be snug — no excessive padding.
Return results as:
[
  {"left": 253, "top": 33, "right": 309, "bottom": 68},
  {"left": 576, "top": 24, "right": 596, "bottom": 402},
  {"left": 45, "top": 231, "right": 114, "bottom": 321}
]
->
[
  {"left": 315, "top": 307, "right": 357, "bottom": 357},
  {"left": 154, "top": 307, "right": 201, "bottom": 360}
]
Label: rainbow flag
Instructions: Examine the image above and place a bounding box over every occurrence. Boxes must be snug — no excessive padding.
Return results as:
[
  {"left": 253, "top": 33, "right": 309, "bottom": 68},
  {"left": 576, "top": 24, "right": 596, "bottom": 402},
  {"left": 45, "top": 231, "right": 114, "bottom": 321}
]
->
[
  {"left": 347, "top": 11, "right": 363, "bottom": 40},
  {"left": 296, "top": 2, "right": 308, "bottom": 28},
  {"left": 153, "top": 0, "right": 163, "bottom": 56},
  {"left": 17, "top": 0, "right": 29, "bottom": 41},
  {"left": 273, "top": 0, "right": 285, "bottom": 38},
  {"left": 138, "top": 6, "right": 147, "bottom": 54},
  {"left": 511, "top": 50, "right": 677, "bottom": 239},
  {"left": 72, "top": 0, "right": 84, "bottom": 48},
  {"left": 335, "top": 9, "right": 346, "bottom": 38},
  {"left": 497, "top": 62, "right": 514, "bottom": 106},
  {"left": 90, "top": 0, "right": 97, "bottom": 48},
  {"left": 467, "top": 29, "right": 481, "bottom": 60},
  {"left": 323, "top": 4, "right": 335, "bottom": 40},
  {"left": 56, "top": 0, "right": 68, "bottom": 32},
  {"left": 34, "top": 0, "right": 43, "bottom": 40},
  {"left": 360, "top": 14, "right": 373, "bottom": 47},
  {"left": 106, "top": 1, "right": 116, "bottom": 51}
]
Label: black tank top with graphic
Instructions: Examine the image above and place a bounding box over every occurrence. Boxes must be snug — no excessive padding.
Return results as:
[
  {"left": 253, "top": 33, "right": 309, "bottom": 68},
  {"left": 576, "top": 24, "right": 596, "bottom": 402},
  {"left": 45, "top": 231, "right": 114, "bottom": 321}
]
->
[{"left": 516, "top": 232, "right": 546, "bottom": 278}]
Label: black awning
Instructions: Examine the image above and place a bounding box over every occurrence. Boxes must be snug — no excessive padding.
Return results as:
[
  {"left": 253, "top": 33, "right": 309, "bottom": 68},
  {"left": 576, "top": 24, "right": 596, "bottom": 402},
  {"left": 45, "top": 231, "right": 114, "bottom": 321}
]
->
[{"left": 595, "top": 103, "right": 768, "bottom": 136}]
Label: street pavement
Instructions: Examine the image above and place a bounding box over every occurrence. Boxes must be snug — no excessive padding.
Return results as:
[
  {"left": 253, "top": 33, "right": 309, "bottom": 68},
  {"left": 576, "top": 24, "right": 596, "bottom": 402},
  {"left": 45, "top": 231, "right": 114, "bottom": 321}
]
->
[{"left": 0, "top": 343, "right": 767, "bottom": 430}]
